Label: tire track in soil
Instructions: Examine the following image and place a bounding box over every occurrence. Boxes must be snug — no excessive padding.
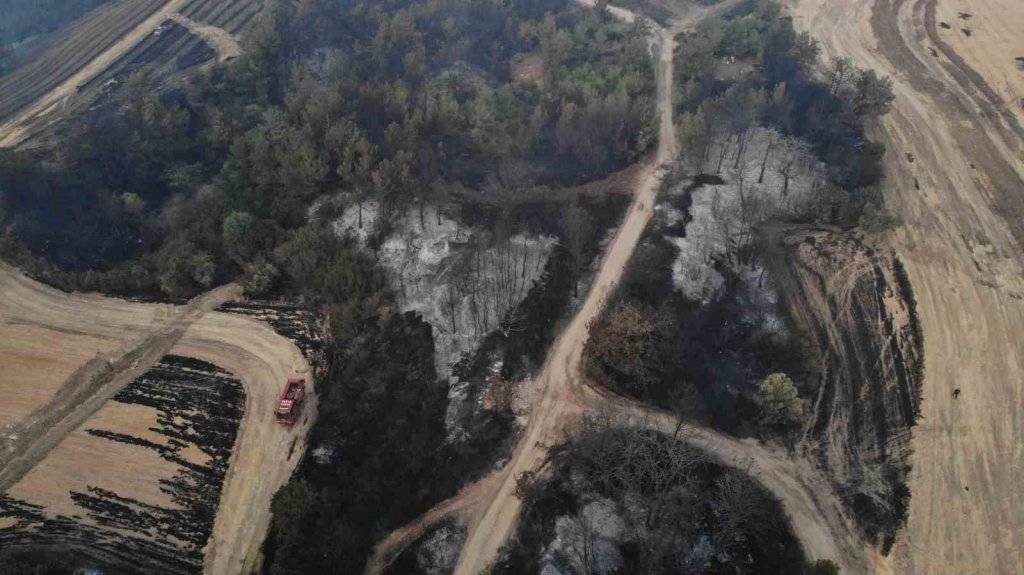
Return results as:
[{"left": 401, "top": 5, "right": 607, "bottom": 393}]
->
[
  {"left": 787, "top": 0, "right": 1024, "bottom": 573},
  {"left": 0, "top": 282, "right": 241, "bottom": 494}
]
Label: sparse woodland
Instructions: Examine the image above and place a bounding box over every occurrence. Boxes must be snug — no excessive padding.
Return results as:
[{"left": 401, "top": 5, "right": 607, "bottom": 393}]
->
[{"left": 579, "top": 0, "right": 911, "bottom": 562}]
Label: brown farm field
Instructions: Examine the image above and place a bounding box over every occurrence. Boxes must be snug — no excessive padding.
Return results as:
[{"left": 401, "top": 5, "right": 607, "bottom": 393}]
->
[
  {"left": 789, "top": 0, "right": 1024, "bottom": 573},
  {"left": 0, "top": 262, "right": 315, "bottom": 573},
  {"left": 0, "top": 0, "right": 259, "bottom": 148}
]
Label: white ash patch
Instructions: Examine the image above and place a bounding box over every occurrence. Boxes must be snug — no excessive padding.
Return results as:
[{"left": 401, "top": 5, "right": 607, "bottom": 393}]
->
[
  {"left": 415, "top": 524, "right": 466, "bottom": 575},
  {"left": 669, "top": 128, "right": 827, "bottom": 304},
  {"left": 334, "top": 201, "right": 555, "bottom": 382},
  {"left": 542, "top": 512, "right": 624, "bottom": 575},
  {"left": 310, "top": 444, "right": 335, "bottom": 465}
]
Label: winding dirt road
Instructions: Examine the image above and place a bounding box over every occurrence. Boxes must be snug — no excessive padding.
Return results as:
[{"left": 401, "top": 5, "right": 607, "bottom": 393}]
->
[
  {"left": 788, "top": 1, "right": 1024, "bottom": 573},
  {"left": 448, "top": 4, "right": 676, "bottom": 571},
  {"left": 0, "top": 263, "right": 313, "bottom": 574},
  {"left": 431, "top": 2, "right": 867, "bottom": 574}
]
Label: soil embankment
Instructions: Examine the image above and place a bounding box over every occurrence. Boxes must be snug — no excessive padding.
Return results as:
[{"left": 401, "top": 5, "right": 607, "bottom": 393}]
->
[
  {"left": 789, "top": 0, "right": 1024, "bottom": 572},
  {"left": 767, "top": 227, "right": 923, "bottom": 549}
]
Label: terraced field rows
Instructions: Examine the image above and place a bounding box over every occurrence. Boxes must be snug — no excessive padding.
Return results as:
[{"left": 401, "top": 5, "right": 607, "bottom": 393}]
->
[
  {"left": 85, "top": 19, "right": 214, "bottom": 91},
  {"left": 182, "top": 0, "right": 263, "bottom": 34},
  {"left": 0, "top": 0, "right": 261, "bottom": 147},
  {"left": 0, "top": 0, "right": 168, "bottom": 124}
]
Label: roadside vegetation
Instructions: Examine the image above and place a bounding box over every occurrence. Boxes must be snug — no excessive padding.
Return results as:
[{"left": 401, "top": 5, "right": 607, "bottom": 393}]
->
[
  {"left": 495, "top": 416, "right": 809, "bottom": 574},
  {"left": 585, "top": 0, "right": 896, "bottom": 433},
  {"left": 675, "top": 0, "right": 896, "bottom": 227}
]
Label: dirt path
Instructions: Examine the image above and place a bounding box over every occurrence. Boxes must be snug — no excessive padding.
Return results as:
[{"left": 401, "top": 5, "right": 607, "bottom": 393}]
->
[
  {"left": 788, "top": 1, "right": 1024, "bottom": 573},
  {"left": 584, "top": 385, "right": 868, "bottom": 572},
  {"left": 0, "top": 263, "right": 313, "bottom": 574},
  {"left": 177, "top": 313, "right": 313, "bottom": 575},
  {"left": 0, "top": 0, "right": 191, "bottom": 148},
  {"left": 168, "top": 13, "right": 241, "bottom": 63},
  {"left": 446, "top": 1, "right": 869, "bottom": 573},
  {"left": 449, "top": 4, "right": 674, "bottom": 571},
  {"left": 364, "top": 475, "right": 499, "bottom": 575}
]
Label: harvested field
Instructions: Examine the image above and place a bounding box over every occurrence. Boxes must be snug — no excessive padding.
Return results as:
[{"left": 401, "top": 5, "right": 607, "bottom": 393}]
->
[
  {"left": 789, "top": 0, "right": 1024, "bottom": 573},
  {"left": 1, "top": 356, "right": 245, "bottom": 573},
  {"left": 0, "top": 0, "right": 257, "bottom": 148},
  {"left": 0, "top": 262, "right": 174, "bottom": 429},
  {"left": 180, "top": 0, "right": 263, "bottom": 34},
  {"left": 0, "top": 263, "right": 314, "bottom": 573},
  {"left": 0, "top": 0, "right": 168, "bottom": 124},
  {"left": 931, "top": 0, "right": 1024, "bottom": 127},
  {"left": 84, "top": 19, "right": 215, "bottom": 91}
]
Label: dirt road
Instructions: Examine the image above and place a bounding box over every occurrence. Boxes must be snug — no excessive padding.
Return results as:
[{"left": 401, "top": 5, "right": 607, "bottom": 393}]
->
[
  {"left": 788, "top": 1, "right": 1024, "bottom": 573},
  {"left": 449, "top": 4, "right": 674, "bottom": 571},
  {"left": 587, "top": 386, "right": 868, "bottom": 572},
  {"left": 176, "top": 312, "right": 313, "bottom": 575},
  {"left": 447, "top": 1, "right": 868, "bottom": 573},
  {"left": 0, "top": 0, "right": 190, "bottom": 147},
  {"left": 0, "top": 263, "right": 312, "bottom": 573}
]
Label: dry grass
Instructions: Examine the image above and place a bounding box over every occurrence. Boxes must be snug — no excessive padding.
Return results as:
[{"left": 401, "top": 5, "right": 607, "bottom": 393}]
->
[{"left": 789, "top": 0, "right": 1024, "bottom": 572}]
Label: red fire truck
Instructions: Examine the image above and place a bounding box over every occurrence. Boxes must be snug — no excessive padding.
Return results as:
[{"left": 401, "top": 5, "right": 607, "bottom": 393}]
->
[{"left": 275, "top": 378, "right": 306, "bottom": 425}]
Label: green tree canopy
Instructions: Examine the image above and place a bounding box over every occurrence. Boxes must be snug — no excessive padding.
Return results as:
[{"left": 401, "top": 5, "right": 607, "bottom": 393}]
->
[{"left": 759, "top": 372, "right": 806, "bottom": 426}]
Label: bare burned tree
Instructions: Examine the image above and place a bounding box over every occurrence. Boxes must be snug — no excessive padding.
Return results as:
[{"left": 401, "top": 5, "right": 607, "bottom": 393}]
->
[
  {"left": 562, "top": 512, "right": 599, "bottom": 575},
  {"left": 441, "top": 281, "right": 460, "bottom": 333},
  {"left": 776, "top": 138, "right": 809, "bottom": 197},
  {"left": 758, "top": 131, "right": 777, "bottom": 183},
  {"left": 710, "top": 469, "right": 776, "bottom": 556}
]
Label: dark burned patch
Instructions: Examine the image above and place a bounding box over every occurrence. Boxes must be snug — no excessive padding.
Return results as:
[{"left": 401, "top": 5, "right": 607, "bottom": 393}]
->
[
  {"left": 85, "top": 20, "right": 216, "bottom": 92},
  {"left": 769, "top": 230, "right": 924, "bottom": 551},
  {"left": 217, "top": 300, "right": 324, "bottom": 364},
  {"left": 0, "top": 356, "right": 244, "bottom": 574}
]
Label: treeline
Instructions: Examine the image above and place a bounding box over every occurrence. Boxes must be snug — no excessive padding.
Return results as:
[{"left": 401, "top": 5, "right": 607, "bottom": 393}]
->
[
  {"left": 0, "top": 0, "right": 655, "bottom": 300},
  {"left": 675, "top": 0, "right": 895, "bottom": 226}
]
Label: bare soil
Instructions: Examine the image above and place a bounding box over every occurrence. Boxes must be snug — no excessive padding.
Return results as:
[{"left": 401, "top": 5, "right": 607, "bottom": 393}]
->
[
  {"left": 0, "top": 263, "right": 313, "bottom": 574},
  {"left": 788, "top": 0, "right": 1024, "bottom": 572},
  {"left": 168, "top": 13, "right": 241, "bottom": 62}
]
